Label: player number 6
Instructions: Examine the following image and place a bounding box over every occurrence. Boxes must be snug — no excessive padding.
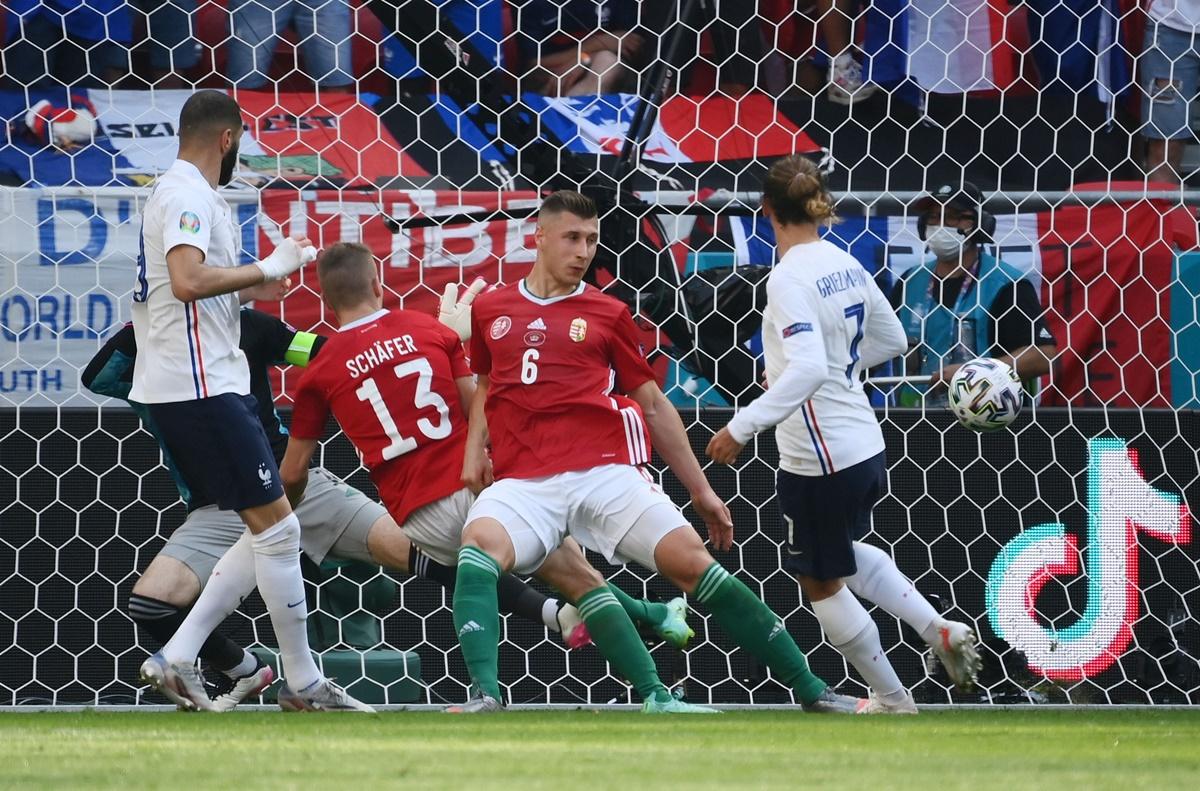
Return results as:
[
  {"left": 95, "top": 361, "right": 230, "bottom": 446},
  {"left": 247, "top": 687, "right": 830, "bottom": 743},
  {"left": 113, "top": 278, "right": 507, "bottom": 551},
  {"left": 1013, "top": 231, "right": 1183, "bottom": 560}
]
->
[{"left": 521, "top": 348, "right": 540, "bottom": 384}]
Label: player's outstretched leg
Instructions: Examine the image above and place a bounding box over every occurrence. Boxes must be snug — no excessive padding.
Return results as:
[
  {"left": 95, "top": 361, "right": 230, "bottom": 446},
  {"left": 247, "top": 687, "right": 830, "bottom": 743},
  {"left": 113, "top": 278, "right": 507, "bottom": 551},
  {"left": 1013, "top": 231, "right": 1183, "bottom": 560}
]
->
[
  {"left": 352, "top": 512, "right": 593, "bottom": 650},
  {"left": 450, "top": 523, "right": 716, "bottom": 714},
  {"left": 608, "top": 585, "right": 694, "bottom": 649},
  {"left": 845, "top": 542, "right": 981, "bottom": 692},
  {"left": 143, "top": 531, "right": 262, "bottom": 711},
  {"left": 131, "top": 591, "right": 271, "bottom": 711},
  {"left": 802, "top": 576, "right": 917, "bottom": 715},
  {"left": 532, "top": 540, "right": 717, "bottom": 715},
  {"left": 244, "top": 503, "right": 373, "bottom": 713},
  {"left": 649, "top": 525, "right": 860, "bottom": 713},
  {"left": 130, "top": 541, "right": 274, "bottom": 711}
]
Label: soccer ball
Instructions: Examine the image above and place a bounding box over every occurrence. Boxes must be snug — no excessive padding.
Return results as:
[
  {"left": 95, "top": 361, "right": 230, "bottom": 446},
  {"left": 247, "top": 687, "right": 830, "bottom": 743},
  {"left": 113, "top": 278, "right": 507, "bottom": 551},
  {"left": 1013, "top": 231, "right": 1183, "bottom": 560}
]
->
[{"left": 947, "top": 358, "right": 1023, "bottom": 432}]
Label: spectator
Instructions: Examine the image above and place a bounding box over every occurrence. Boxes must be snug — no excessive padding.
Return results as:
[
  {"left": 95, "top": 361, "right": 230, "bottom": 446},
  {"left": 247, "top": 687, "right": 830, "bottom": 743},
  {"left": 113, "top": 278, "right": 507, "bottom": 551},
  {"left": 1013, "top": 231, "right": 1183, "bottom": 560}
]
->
[
  {"left": 813, "top": 0, "right": 876, "bottom": 104},
  {"left": 515, "top": 0, "right": 643, "bottom": 96},
  {"left": 1, "top": 0, "right": 132, "bottom": 89},
  {"left": 891, "top": 183, "right": 1057, "bottom": 406},
  {"left": 227, "top": 0, "right": 354, "bottom": 91},
  {"left": 131, "top": 0, "right": 201, "bottom": 87},
  {"left": 1141, "top": 0, "right": 1200, "bottom": 183}
]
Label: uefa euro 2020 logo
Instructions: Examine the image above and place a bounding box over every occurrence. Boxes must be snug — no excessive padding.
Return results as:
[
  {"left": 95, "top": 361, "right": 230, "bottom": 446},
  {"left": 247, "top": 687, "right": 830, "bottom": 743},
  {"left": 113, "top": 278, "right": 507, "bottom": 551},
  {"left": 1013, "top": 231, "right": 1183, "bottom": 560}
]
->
[{"left": 986, "top": 438, "right": 1192, "bottom": 680}]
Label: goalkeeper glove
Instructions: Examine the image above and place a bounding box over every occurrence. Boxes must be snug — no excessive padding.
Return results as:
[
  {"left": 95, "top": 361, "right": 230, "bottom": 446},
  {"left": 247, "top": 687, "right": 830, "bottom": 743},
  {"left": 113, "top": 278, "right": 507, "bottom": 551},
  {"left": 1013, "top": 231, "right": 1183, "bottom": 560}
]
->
[
  {"left": 438, "top": 277, "right": 487, "bottom": 341},
  {"left": 255, "top": 238, "right": 318, "bottom": 282}
]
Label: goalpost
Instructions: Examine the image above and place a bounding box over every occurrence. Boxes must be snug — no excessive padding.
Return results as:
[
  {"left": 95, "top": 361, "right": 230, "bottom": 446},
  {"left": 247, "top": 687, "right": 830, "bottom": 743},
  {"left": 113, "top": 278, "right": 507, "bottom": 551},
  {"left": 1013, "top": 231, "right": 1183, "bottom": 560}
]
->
[{"left": 1, "top": 0, "right": 1197, "bottom": 708}]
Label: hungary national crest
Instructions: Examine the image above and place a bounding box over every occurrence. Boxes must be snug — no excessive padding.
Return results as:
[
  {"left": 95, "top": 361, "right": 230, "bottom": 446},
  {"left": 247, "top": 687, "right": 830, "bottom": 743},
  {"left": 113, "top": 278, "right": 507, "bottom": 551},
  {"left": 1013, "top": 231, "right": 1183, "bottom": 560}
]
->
[{"left": 569, "top": 317, "right": 587, "bottom": 342}]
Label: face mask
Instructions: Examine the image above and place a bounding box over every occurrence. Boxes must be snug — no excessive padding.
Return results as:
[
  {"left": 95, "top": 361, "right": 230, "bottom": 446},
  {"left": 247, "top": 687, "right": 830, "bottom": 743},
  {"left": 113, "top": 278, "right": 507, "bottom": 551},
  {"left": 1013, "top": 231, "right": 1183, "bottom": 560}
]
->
[
  {"left": 926, "top": 225, "right": 966, "bottom": 261},
  {"left": 218, "top": 143, "right": 239, "bottom": 187}
]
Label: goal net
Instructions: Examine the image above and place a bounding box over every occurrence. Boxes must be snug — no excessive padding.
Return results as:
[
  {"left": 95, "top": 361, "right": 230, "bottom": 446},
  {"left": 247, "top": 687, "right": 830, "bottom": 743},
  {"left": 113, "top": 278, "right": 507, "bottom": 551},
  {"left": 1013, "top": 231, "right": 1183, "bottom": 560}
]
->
[{"left": 0, "top": 0, "right": 1197, "bottom": 707}]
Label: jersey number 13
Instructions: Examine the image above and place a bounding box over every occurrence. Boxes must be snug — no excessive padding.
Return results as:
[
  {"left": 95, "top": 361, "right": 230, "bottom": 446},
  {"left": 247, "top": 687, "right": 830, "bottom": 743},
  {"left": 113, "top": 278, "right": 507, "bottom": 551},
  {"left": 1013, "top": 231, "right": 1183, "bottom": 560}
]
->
[{"left": 355, "top": 358, "right": 452, "bottom": 460}]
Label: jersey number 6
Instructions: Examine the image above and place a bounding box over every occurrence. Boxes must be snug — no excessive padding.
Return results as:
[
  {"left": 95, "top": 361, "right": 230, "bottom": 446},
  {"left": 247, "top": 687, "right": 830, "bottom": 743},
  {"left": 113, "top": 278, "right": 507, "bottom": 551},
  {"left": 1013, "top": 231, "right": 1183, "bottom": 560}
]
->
[
  {"left": 355, "top": 357, "right": 452, "bottom": 460},
  {"left": 521, "top": 348, "right": 540, "bottom": 384}
]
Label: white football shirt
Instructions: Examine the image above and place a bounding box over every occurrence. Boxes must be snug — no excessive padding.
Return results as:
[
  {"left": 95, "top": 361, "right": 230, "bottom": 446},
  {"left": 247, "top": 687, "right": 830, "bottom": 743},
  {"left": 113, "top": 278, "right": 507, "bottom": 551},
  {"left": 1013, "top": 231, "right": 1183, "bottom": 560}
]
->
[
  {"left": 1148, "top": 1, "right": 1200, "bottom": 32},
  {"left": 726, "top": 239, "right": 908, "bottom": 476},
  {"left": 130, "top": 159, "right": 248, "bottom": 403}
]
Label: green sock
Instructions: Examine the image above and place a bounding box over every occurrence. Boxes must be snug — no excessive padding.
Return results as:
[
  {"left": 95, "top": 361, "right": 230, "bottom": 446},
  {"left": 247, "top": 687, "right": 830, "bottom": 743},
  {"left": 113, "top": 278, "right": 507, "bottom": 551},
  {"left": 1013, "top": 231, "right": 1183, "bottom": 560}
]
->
[
  {"left": 577, "top": 586, "right": 672, "bottom": 704},
  {"left": 608, "top": 584, "right": 669, "bottom": 627},
  {"left": 693, "top": 562, "right": 828, "bottom": 705},
  {"left": 452, "top": 546, "right": 502, "bottom": 701}
]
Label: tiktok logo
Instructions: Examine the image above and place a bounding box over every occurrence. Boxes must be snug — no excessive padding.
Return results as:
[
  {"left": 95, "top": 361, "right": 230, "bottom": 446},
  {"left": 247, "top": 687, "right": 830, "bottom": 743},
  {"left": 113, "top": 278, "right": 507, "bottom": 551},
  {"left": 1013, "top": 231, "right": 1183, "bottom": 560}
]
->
[{"left": 986, "top": 438, "right": 1192, "bottom": 680}]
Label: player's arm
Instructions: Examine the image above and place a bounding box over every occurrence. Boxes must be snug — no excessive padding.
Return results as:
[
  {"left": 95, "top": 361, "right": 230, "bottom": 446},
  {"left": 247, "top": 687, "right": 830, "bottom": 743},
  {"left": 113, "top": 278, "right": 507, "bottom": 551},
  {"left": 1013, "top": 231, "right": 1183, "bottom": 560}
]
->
[
  {"left": 461, "top": 373, "right": 493, "bottom": 493},
  {"left": 241, "top": 308, "right": 328, "bottom": 368},
  {"left": 281, "top": 368, "right": 333, "bottom": 506},
  {"left": 280, "top": 436, "right": 318, "bottom": 507},
  {"left": 167, "top": 235, "right": 318, "bottom": 303},
  {"left": 160, "top": 192, "right": 315, "bottom": 302},
  {"left": 166, "top": 244, "right": 268, "bottom": 302},
  {"left": 628, "top": 379, "right": 734, "bottom": 551},
  {"left": 81, "top": 324, "right": 138, "bottom": 400},
  {"left": 455, "top": 375, "right": 476, "bottom": 417},
  {"left": 990, "top": 280, "right": 1056, "bottom": 380},
  {"left": 709, "top": 274, "right": 827, "bottom": 463},
  {"left": 238, "top": 276, "right": 293, "bottom": 304}
]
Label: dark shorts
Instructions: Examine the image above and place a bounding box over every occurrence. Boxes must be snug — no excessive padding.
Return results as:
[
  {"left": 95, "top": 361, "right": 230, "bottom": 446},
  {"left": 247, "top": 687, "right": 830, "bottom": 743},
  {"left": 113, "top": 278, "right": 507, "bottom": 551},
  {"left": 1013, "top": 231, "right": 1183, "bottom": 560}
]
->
[
  {"left": 777, "top": 451, "right": 886, "bottom": 581},
  {"left": 146, "top": 393, "right": 284, "bottom": 511}
]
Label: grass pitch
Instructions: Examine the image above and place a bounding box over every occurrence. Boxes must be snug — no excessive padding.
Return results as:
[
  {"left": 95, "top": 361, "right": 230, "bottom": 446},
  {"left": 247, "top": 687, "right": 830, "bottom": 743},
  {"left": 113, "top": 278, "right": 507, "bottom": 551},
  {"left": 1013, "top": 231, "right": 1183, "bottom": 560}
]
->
[{"left": 0, "top": 709, "right": 1196, "bottom": 790}]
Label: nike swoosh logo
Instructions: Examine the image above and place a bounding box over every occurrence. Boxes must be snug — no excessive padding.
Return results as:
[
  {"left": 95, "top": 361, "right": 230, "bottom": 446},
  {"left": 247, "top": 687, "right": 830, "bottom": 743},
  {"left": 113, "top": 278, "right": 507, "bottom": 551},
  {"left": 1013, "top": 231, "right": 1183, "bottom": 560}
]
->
[{"left": 287, "top": 599, "right": 304, "bottom": 608}]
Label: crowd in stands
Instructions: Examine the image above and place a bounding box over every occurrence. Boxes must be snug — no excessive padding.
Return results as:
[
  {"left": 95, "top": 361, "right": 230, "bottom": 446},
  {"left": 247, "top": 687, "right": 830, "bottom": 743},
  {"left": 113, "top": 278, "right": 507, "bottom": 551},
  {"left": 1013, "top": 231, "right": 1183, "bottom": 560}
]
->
[{"left": 0, "top": 1, "right": 1198, "bottom": 182}]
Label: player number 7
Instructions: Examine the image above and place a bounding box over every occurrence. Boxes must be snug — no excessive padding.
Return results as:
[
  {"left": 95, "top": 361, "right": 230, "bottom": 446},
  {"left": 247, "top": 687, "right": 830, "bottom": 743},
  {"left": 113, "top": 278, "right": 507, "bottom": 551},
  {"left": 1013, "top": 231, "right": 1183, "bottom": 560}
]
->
[
  {"left": 843, "top": 302, "right": 865, "bottom": 384},
  {"left": 355, "top": 357, "right": 452, "bottom": 460}
]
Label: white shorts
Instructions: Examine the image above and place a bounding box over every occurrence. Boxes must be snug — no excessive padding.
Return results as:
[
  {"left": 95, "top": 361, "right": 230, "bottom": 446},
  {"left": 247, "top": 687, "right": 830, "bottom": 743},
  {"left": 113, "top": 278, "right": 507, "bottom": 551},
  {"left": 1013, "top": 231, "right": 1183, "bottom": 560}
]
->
[
  {"left": 467, "top": 464, "right": 688, "bottom": 575},
  {"left": 393, "top": 487, "right": 475, "bottom": 567}
]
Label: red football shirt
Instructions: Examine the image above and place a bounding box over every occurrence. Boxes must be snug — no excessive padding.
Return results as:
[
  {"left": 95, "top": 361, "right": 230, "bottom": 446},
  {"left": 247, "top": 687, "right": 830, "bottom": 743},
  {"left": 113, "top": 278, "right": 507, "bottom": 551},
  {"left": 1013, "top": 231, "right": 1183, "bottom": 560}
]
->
[
  {"left": 470, "top": 280, "right": 657, "bottom": 480},
  {"left": 291, "top": 309, "right": 470, "bottom": 524}
]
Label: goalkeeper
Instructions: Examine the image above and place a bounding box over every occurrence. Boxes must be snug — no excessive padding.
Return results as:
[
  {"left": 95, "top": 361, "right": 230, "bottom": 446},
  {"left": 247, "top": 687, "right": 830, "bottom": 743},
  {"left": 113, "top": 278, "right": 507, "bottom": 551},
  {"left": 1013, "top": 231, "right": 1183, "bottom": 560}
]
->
[
  {"left": 82, "top": 288, "right": 598, "bottom": 710},
  {"left": 707, "top": 156, "right": 982, "bottom": 712}
]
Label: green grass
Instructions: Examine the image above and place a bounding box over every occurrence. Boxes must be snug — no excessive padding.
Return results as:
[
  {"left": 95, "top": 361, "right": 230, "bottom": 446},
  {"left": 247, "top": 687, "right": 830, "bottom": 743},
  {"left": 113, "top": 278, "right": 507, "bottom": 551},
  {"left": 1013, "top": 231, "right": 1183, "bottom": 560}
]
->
[{"left": 1, "top": 709, "right": 1196, "bottom": 790}]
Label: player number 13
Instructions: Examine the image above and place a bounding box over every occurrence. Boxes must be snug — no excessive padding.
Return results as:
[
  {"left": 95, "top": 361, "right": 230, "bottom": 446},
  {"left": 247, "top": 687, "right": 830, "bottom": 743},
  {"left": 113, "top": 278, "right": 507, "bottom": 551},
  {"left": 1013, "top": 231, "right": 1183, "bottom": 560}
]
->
[{"left": 355, "top": 357, "right": 452, "bottom": 460}]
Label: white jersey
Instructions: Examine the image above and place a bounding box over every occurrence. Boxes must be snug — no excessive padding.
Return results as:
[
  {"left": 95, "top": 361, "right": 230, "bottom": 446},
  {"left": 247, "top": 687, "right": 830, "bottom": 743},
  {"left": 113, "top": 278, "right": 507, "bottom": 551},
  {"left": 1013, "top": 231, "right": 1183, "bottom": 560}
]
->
[
  {"left": 1148, "top": 1, "right": 1200, "bottom": 32},
  {"left": 130, "top": 159, "right": 248, "bottom": 403},
  {"left": 726, "top": 239, "right": 907, "bottom": 477}
]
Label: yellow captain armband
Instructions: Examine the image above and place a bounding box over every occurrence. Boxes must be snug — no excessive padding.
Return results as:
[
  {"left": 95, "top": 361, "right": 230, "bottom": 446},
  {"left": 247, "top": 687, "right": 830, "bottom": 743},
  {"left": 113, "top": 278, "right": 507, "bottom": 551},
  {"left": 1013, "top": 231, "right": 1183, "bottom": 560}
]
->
[{"left": 285, "top": 331, "right": 319, "bottom": 367}]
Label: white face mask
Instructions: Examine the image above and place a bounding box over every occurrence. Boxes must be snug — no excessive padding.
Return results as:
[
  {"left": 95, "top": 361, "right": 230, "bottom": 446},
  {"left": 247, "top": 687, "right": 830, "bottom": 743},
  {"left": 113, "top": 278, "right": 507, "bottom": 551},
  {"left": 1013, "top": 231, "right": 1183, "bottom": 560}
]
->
[{"left": 926, "top": 225, "right": 966, "bottom": 260}]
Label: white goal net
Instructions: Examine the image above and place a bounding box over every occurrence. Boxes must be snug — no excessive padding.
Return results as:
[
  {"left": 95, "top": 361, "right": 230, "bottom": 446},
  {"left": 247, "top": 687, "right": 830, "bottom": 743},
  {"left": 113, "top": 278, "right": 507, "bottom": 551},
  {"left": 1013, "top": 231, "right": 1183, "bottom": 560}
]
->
[{"left": 0, "top": 0, "right": 1197, "bottom": 707}]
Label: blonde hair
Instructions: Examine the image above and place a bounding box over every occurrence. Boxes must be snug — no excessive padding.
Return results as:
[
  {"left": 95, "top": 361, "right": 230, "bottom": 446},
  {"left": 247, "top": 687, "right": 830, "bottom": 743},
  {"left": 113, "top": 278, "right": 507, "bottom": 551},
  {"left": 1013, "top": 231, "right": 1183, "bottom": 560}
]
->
[{"left": 761, "top": 154, "right": 836, "bottom": 226}]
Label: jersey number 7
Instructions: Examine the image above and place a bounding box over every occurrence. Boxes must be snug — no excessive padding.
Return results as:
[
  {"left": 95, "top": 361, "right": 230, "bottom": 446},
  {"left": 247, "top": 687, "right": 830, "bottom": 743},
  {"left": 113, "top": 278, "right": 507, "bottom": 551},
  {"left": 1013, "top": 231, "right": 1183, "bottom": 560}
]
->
[
  {"left": 843, "top": 302, "right": 865, "bottom": 384},
  {"left": 355, "top": 357, "right": 452, "bottom": 460}
]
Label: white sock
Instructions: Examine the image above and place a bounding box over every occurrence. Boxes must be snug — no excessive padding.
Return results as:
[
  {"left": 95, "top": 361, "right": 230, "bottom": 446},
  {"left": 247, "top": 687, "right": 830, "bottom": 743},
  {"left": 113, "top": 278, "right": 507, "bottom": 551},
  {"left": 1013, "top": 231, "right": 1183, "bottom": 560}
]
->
[
  {"left": 845, "top": 542, "right": 942, "bottom": 645},
  {"left": 542, "top": 598, "right": 562, "bottom": 632},
  {"left": 161, "top": 530, "right": 257, "bottom": 665},
  {"left": 225, "top": 650, "right": 258, "bottom": 679},
  {"left": 811, "top": 584, "right": 906, "bottom": 702},
  {"left": 253, "top": 513, "right": 322, "bottom": 691}
]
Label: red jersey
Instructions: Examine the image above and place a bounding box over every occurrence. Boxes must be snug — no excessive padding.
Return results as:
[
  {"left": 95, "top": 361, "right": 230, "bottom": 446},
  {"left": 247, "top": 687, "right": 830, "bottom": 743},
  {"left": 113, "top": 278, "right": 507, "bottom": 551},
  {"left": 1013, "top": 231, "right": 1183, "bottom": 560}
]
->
[
  {"left": 291, "top": 309, "right": 470, "bottom": 524},
  {"left": 470, "top": 280, "right": 656, "bottom": 480}
]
